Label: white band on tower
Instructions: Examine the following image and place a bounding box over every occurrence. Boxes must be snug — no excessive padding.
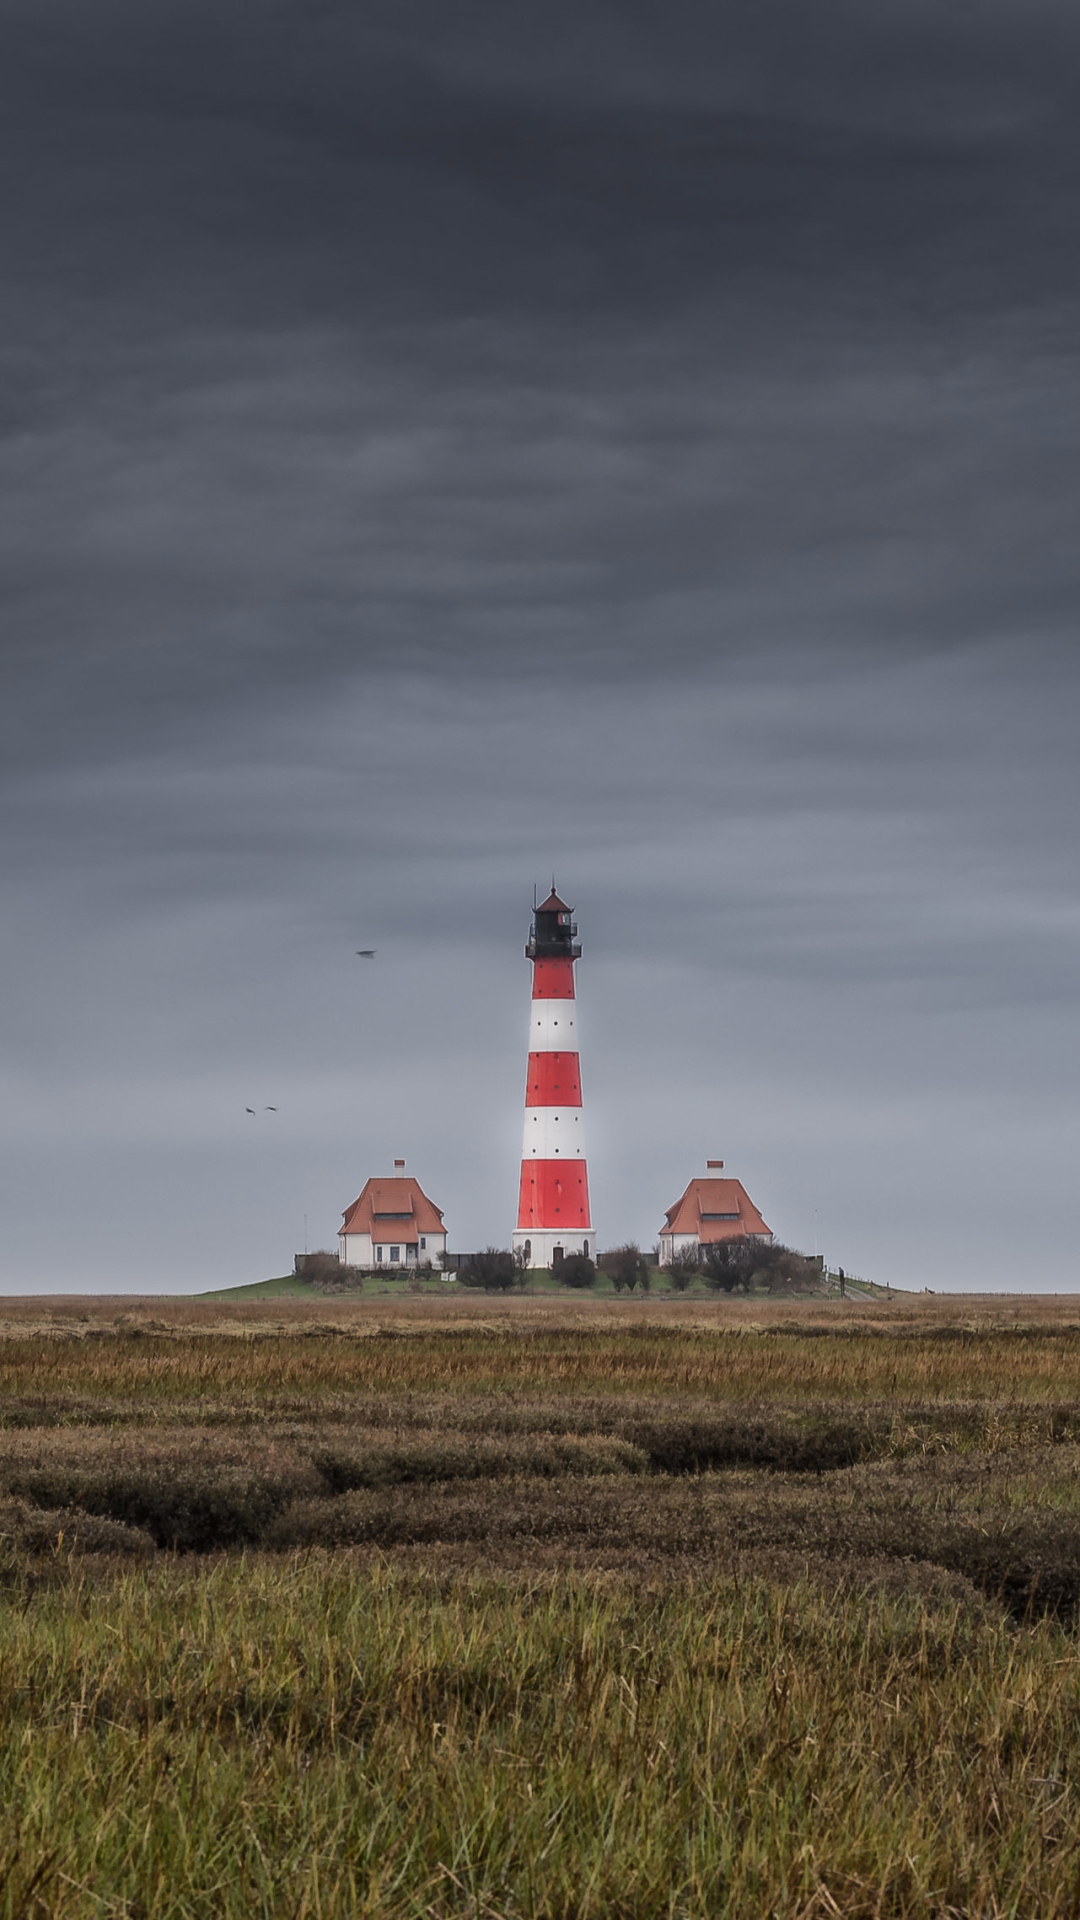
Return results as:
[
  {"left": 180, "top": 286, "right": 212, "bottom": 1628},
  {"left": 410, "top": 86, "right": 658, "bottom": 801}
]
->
[
  {"left": 528, "top": 1001, "right": 578, "bottom": 1050},
  {"left": 521, "top": 1108, "right": 587, "bottom": 1158}
]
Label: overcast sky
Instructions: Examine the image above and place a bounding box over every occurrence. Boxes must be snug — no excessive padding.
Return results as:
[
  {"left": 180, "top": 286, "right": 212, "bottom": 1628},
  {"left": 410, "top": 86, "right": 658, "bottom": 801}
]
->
[{"left": 2, "top": 0, "right": 1078, "bottom": 1292}]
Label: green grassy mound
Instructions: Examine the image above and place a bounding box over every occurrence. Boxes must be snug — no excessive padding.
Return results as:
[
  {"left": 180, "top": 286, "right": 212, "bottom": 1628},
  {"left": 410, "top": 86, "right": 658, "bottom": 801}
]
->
[{"left": 196, "top": 1273, "right": 313, "bottom": 1299}]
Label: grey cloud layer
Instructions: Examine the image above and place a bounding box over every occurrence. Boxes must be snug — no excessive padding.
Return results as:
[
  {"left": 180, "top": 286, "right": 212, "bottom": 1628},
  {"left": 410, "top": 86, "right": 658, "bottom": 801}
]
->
[{"left": 4, "top": 0, "right": 1079, "bottom": 749}]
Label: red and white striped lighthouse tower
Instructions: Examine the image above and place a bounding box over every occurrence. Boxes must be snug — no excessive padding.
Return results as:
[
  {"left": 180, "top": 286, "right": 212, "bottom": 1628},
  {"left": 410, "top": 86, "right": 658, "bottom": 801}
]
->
[{"left": 512, "top": 886, "right": 594, "bottom": 1269}]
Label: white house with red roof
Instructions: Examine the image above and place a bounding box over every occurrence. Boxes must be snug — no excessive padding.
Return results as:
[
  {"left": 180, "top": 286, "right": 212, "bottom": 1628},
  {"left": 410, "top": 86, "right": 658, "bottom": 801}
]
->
[
  {"left": 338, "top": 1161, "right": 447, "bottom": 1269},
  {"left": 658, "top": 1160, "right": 772, "bottom": 1265}
]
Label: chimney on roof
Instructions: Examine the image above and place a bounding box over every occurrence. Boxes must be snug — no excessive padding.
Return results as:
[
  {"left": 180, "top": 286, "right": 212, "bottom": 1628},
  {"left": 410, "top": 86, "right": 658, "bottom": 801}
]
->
[
  {"left": 707, "top": 1159, "right": 724, "bottom": 1171},
  {"left": 394, "top": 1158, "right": 406, "bottom": 1171}
]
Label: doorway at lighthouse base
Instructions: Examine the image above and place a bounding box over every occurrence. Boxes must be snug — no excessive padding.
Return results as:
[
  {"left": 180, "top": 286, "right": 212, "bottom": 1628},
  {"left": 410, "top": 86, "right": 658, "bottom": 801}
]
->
[{"left": 513, "top": 1229, "right": 593, "bottom": 1267}]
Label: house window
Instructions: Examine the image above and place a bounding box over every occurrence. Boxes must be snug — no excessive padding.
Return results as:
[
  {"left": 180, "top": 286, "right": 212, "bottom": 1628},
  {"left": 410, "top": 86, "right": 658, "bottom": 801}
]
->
[
  {"left": 390, "top": 1246, "right": 401, "bottom": 1262},
  {"left": 376, "top": 1246, "right": 384, "bottom": 1262},
  {"left": 419, "top": 1237, "right": 426, "bottom": 1251}
]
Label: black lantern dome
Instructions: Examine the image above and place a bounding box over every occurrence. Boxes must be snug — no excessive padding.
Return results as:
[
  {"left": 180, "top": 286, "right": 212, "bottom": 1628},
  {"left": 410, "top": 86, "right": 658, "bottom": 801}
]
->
[{"left": 526, "top": 886, "right": 581, "bottom": 960}]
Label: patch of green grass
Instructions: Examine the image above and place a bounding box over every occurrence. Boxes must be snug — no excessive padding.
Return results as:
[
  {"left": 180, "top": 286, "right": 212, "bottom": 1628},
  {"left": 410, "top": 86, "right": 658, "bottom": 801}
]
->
[{"left": 196, "top": 1273, "right": 315, "bottom": 1299}]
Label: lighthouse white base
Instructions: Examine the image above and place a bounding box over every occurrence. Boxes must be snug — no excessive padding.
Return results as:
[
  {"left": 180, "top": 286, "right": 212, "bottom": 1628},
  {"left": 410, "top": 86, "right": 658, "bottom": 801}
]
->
[{"left": 512, "top": 1228, "right": 595, "bottom": 1269}]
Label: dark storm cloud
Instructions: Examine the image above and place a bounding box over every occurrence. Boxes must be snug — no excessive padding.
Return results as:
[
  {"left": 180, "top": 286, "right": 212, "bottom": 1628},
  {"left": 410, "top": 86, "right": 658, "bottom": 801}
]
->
[
  {"left": 3, "top": 0, "right": 1080, "bottom": 772},
  {"left": 5, "top": 0, "right": 1079, "bottom": 325}
]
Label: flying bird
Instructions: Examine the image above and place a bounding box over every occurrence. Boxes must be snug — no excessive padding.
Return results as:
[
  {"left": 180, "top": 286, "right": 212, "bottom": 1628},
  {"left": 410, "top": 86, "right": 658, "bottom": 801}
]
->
[
  {"left": 355, "top": 949, "right": 376, "bottom": 958},
  {"left": 245, "top": 1108, "right": 255, "bottom": 1115},
  {"left": 264, "top": 1106, "right": 277, "bottom": 1112}
]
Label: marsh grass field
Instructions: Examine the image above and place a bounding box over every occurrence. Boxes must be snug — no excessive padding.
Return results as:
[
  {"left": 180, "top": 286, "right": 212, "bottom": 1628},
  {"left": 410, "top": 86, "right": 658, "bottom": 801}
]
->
[{"left": 5, "top": 1291, "right": 1080, "bottom": 1916}]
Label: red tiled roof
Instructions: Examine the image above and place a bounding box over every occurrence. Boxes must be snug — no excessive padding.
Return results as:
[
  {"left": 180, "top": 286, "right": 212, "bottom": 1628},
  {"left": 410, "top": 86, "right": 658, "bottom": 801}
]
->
[
  {"left": 537, "top": 888, "right": 571, "bottom": 914},
  {"left": 340, "top": 1178, "right": 446, "bottom": 1239},
  {"left": 660, "top": 1178, "right": 771, "bottom": 1241}
]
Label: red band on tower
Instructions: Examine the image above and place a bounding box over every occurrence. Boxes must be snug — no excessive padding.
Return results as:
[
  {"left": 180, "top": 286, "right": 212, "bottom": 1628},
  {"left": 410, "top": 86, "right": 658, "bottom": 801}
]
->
[
  {"left": 516, "top": 1164, "right": 591, "bottom": 1230},
  {"left": 531, "top": 958, "right": 576, "bottom": 1000},
  {"left": 524, "top": 1052, "right": 582, "bottom": 1107}
]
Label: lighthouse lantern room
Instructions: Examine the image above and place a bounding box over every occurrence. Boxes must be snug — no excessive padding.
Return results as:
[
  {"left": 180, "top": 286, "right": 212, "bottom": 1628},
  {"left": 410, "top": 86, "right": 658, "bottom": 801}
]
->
[{"left": 512, "top": 886, "right": 595, "bottom": 1269}]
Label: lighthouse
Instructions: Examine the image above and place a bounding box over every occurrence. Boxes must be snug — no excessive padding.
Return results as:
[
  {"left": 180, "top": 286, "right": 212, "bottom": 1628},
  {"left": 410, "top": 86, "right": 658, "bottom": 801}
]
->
[{"left": 512, "top": 886, "right": 595, "bottom": 1269}]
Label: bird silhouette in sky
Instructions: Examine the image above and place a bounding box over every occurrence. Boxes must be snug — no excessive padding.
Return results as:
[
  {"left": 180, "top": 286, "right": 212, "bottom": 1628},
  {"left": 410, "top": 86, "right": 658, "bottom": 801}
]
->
[
  {"left": 356, "top": 949, "right": 376, "bottom": 958},
  {"left": 245, "top": 1108, "right": 255, "bottom": 1115},
  {"left": 264, "top": 1106, "right": 277, "bottom": 1112}
]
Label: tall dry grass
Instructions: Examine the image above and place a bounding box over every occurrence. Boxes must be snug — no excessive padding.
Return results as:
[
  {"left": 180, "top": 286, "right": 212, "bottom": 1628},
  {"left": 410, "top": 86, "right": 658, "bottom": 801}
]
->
[
  {"left": 4, "top": 1313, "right": 1080, "bottom": 1412},
  {"left": 3, "top": 1557, "right": 1080, "bottom": 1917}
]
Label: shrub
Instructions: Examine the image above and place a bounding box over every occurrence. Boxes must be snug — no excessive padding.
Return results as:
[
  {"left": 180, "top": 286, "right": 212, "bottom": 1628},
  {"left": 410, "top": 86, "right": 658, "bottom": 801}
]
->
[
  {"left": 294, "top": 1251, "right": 367, "bottom": 1293},
  {"left": 456, "top": 1248, "right": 520, "bottom": 1292},
  {"left": 599, "top": 1244, "right": 649, "bottom": 1292},
  {"left": 697, "top": 1240, "right": 824, "bottom": 1294},
  {"left": 294, "top": 1250, "right": 341, "bottom": 1284},
  {"left": 701, "top": 1238, "right": 757, "bottom": 1293},
  {"left": 755, "top": 1242, "right": 824, "bottom": 1293},
  {"left": 667, "top": 1249, "right": 698, "bottom": 1292},
  {"left": 558, "top": 1254, "right": 596, "bottom": 1289}
]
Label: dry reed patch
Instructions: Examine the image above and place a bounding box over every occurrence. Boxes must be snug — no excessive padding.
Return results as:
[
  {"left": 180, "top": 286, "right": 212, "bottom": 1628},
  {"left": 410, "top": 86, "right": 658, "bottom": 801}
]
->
[
  {"left": 6, "top": 1321, "right": 1080, "bottom": 1407},
  {"left": 1, "top": 1290, "right": 1075, "bottom": 1341},
  {"left": 6, "top": 1396, "right": 1080, "bottom": 1574},
  {"left": 0, "top": 1428, "right": 324, "bottom": 1551},
  {"left": 0, "top": 1496, "right": 155, "bottom": 1561},
  {"left": 263, "top": 1458, "right": 1080, "bottom": 1622},
  {"left": 0, "top": 1423, "right": 648, "bottom": 1550}
]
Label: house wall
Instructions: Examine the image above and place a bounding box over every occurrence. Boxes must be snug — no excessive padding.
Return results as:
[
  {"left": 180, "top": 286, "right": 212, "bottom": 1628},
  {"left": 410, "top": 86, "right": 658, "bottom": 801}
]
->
[
  {"left": 659, "top": 1232, "right": 700, "bottom": 1265},
  {"left": 340, "top": 1231, "right": 373, "bottom": 1265},
  {"left": 342, "top": 1230, "right": 447, "bottom": 1268},
  {"left": 659, "top": 1228, "right": 773, "bottom": 1265},
  {"left": 697, "top": 1227, "right": 773, "bottom": 1249},
  {"left": 412, "top": 1232, "right": 446, "bottom": 1264}
]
